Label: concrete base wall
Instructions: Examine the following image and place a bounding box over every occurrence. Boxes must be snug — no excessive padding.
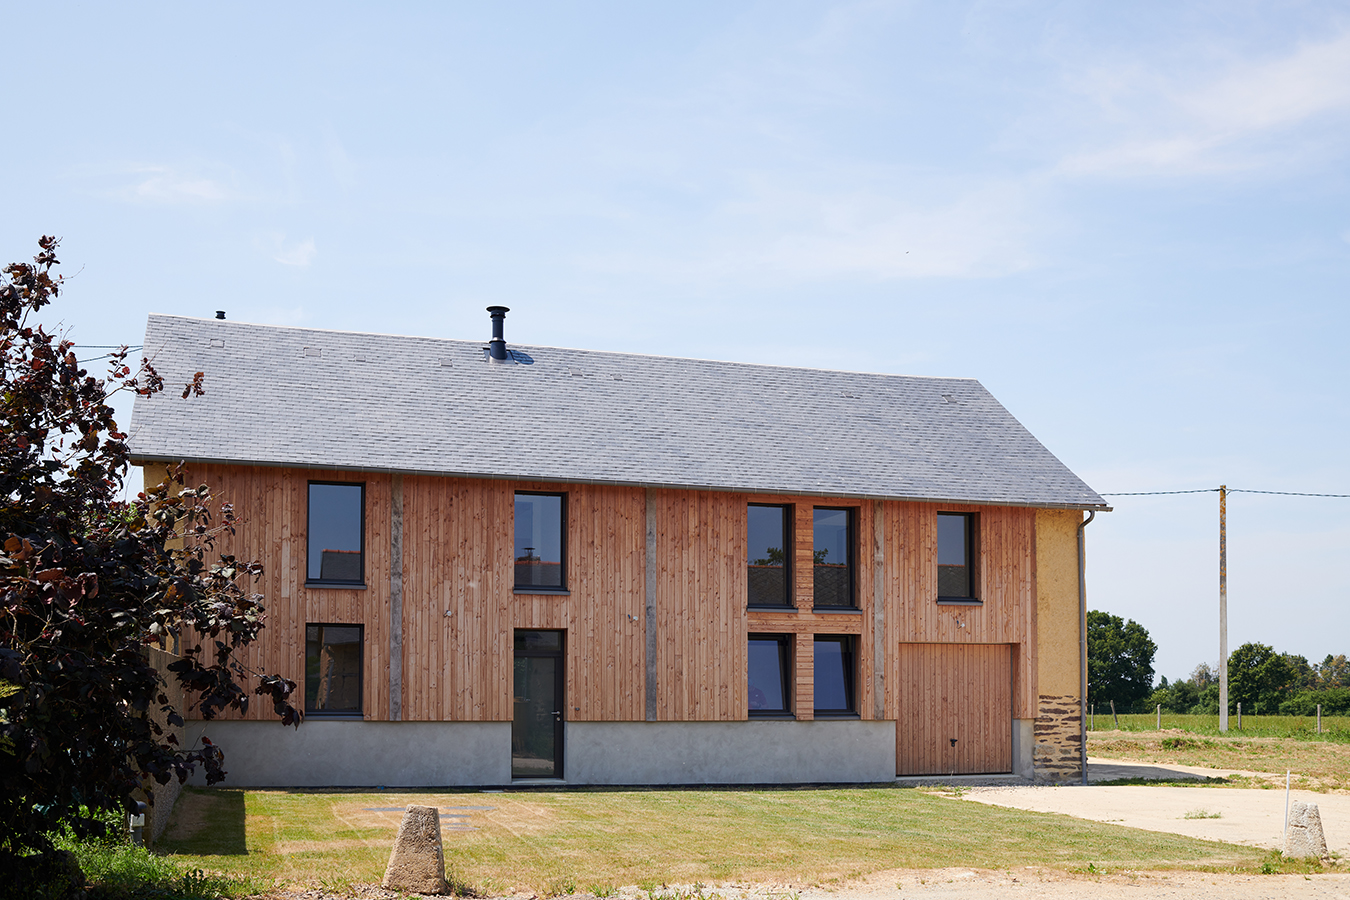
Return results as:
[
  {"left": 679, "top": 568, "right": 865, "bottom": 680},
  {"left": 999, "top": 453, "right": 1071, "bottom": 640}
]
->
[
  {"left": 186, "top": 721, "right": 512, "bottom": 787},
  {"left": 1011, "top": 719, "right": 1034, "bottom": 779},
  {"left": 187, "top": 719, "right": 897, "bottom": 787},
  {"left": 566, "top": 720, "right": 897, "bottom": 784}
]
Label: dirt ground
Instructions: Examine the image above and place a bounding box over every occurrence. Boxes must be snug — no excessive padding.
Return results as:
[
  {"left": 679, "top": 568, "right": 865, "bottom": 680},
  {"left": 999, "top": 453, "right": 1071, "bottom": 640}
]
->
[{"left": 260, "top": 868, "right": 1350, "bottom": 900}]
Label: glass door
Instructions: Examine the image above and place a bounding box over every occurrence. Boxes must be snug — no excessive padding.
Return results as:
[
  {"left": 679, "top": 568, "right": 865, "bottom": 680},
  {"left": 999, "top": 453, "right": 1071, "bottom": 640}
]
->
[{"left": 512, "top": 630, "right": 565, "bottom": 778}]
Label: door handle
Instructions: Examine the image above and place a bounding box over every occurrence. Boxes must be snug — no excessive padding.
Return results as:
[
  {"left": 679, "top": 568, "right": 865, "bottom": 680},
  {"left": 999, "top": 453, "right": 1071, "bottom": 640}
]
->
[{"left": 553, "top": 710, "right": 563, "bottom": 721}]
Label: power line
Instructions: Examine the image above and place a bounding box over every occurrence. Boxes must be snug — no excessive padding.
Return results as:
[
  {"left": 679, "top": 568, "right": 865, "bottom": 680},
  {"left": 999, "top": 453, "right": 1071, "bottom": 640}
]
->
[{"left": 1103, "top": 487, "right": 1350, "bottom": 498}]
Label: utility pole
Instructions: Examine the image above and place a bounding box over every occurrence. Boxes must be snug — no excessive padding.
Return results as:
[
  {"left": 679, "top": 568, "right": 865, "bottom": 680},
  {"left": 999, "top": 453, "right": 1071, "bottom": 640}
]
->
[{"left": 1219, "top": 485, "right": 1228, "bottom": 733}]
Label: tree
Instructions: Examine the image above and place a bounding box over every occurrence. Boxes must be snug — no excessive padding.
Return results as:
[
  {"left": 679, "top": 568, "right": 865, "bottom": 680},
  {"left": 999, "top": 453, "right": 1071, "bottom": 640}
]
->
[
  {"left": 1227, "top": 642, "right": 1295, "bottom": 715},
  {"left": 1086, "top": 610, "right": 1156, "bottom": 712},
  {"left": 0, "top": 238, "right": 302, "bottom": 866}
]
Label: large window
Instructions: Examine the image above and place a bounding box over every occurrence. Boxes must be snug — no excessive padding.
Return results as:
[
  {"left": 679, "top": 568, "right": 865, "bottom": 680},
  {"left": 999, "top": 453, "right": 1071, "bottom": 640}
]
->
[
  {"left": 937, "top": 512, "right": 979, "bottom": 601},
  {"left": 814, "top": 635, "right": 856, "bottom": 716},
  {"left": 515, "top": 492, "right": 566, "bottom": 591},
  {"left": 748, "top": 634, "right": 791, "bottom": 715},
  {"left": 812, "top": 507, "right": 854, "bottom": 608},
  {"left": 747, "top": 504, "right": 791, "bottom": 607},
  {"left": 307, "top": 482, "right": 365, "bottom": 585},
  {"left": 305, "top": 624, "right": 363, "bottom": 715}
]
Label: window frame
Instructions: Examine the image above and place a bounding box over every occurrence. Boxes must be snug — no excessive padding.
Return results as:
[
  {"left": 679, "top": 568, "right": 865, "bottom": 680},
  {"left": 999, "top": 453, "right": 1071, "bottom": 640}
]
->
[
  {"left": 747, "top": 503, "right": 793, "bottom": 609},
  {"left": 936, "top": 511, "right": 981, "bottom": 604},
  {"left": 812, "top": 506, "right": 857, "bottom": 610},
  {"left": 513, "top": 490, "right": 569, "bottom": 594},
  {"left": 747, "top": 633, "right": 794, "bottom": 718},
  {"left": 304, "top": 622, "right": 364, "bottom": 718},
  {"left": 305, "top": 481, "right": 367, "bottom": 588},
  {"left": 812, "top": 634, "right": 858, "bottom": 718}
]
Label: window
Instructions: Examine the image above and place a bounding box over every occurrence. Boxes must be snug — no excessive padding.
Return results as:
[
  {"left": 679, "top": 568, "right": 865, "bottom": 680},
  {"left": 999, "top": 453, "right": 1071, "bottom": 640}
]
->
[
  {"left": 307, "top": 482, "right": 365, "bottom": 585},
  {"left": 748, "top": 634, "right": 791, "bottom": 715},
  {"left": 812, "top": 507, "right": 855, "bottom": 608},
  {"left": 814, "top": 635, "right": 856, "bottom": 716},
  {"left": 747, "top": 504, "right": 791, "bottom": 607},
  {"left": 305, "top": 624, "right": 363, "bottom": 715},
  {"left": 937, "top": 512, "right": 979, "bottom": 601},
  {"left": 515, "top": 492, "right": 566, "bottom": 591}
]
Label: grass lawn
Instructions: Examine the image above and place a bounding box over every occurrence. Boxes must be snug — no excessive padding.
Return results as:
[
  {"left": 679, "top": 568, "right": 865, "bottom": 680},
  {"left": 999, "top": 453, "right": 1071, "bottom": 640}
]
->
[
  {"left": 156, "top": 786, "right": 1265, "bottom": 894},
  {"left": 1089, "top": 716, "right": 1350, "bottom": 793}
]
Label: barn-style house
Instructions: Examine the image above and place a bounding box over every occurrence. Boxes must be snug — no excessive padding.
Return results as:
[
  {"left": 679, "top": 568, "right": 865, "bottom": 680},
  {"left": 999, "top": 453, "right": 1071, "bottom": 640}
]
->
[{"left": 128, "top": 309, "right": 1108, "bottom": 786}]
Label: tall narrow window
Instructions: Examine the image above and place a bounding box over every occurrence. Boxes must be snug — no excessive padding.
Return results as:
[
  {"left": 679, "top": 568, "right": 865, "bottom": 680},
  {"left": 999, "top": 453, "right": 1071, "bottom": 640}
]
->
[
  {"left": 748, "top": 634, "right": 791, "bottom": 715},
  {"left": 305, "top": 624, "right": 363, "bottom": 715},
  {"left": 515, "top": 492, "right": 566, "bottom": 590},
  {"left": 747, "top": 504, "right": 790, "bottom": 607},
  {"left": 937, "top": 512, "right": 979, "bottom": 601},
  {"left": 814, "top": 636, "right": 856, "bottom": 715},
  {"left": 307, "top": 482, "right": 365, "bottom": 585},
  {"left": 813, "top": 507, "right": 855, "bottom": 608}
]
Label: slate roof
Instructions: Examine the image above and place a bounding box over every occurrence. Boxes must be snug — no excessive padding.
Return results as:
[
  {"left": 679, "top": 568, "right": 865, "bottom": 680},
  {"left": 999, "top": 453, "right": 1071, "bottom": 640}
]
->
[{"left": 127, "top": 315, "right": 1109, "bottom": 510}]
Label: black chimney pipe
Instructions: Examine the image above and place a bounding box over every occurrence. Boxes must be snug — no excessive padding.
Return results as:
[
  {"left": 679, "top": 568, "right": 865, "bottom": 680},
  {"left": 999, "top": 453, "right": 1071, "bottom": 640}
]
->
[
  {"left": 215, "top": 310, "right": 226, "bottom": 320},
  {"left": 487, "top": 306, "right": 510, "bottom": 360}
]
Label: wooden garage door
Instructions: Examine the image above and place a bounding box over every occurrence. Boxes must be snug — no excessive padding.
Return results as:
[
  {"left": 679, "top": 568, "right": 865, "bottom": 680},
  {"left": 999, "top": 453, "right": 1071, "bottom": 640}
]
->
[{"left": 896, "top": 643, "right": 1011, "bottom": 776}]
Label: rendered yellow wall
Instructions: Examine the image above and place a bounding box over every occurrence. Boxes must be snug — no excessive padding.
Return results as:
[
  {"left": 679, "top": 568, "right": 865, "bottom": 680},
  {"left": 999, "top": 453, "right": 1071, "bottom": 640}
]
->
[{"left": 1035, "top": 508, "right": 1082, "bottom": 696}]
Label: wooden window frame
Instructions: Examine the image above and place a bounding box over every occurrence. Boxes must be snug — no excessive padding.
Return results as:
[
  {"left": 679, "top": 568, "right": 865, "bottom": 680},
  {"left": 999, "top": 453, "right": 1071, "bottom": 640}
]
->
[
  {"left": 304, "top": 622, "right": 364, "bottom": 718},
  {"left": 305, "top": 481, "right": 366, "bottom": 588},
  {"left": 936, "top": 511, "right": 981, "bottom": 604}
]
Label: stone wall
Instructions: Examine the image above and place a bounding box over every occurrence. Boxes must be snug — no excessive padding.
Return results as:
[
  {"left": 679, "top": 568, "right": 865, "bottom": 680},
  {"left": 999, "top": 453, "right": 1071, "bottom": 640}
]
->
[{"left": 1033, "top": 694, "right": 1083, "bottom": 782}]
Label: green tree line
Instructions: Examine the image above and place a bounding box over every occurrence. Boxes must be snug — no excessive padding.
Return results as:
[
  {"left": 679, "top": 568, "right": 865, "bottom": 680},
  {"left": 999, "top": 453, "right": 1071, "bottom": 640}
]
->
[{"left": 1087, "top": 609, "right": 1349, "bottom": 715}]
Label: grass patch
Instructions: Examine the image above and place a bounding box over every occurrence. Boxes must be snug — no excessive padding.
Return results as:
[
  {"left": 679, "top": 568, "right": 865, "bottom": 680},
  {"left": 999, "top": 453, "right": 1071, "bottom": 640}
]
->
[
  {"left": 1091, "top": 713, "right": 1350, "bottom": 742},
  {"left": 1089, "top": 728, "right": 1350, "bottom": 792},
  {"left": 1183, "top": 809, "right": 1222, "bottom": 820},
  {"left": 155, "top": 786, "right": 1267, "bottom": 892},
  {"left": 50, "top": 835, "right": 262, "bottom": 899}
]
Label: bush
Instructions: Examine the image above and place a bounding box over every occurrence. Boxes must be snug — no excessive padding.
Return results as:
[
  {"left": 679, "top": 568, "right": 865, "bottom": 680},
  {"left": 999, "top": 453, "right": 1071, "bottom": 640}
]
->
[{"left": 1281, "top": 687, "right": 1350, "bottom": 716}]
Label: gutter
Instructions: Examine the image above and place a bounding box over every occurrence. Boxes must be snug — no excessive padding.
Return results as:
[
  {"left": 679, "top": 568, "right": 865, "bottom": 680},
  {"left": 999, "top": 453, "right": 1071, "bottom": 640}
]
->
[{"left": 1078, "top": 509, "right": 1096, "bottom": 786}]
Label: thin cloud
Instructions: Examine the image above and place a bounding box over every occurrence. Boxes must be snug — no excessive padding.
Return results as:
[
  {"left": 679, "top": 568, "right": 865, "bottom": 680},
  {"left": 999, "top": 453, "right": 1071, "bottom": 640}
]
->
[
  {"left": 1060, "top": 29, "right": 1350, "bottom": 176},
  {"left": 262, "top": 234, "right": 317, "bottom": 267},
  {"left": 110, "top": 166, "right": 233, "bottom": 203}
]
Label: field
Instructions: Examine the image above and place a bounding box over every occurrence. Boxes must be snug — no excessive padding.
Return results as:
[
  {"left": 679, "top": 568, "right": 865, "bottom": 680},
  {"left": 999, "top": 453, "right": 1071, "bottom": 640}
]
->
[
  {"left": 1089, "top": 714, "right": 1350, "bottom": 792},
  {"left": 157, "top": 786, "right": 1264, "bottom": 894},
  {"left": 1088, "top": 712, "right": 1350, "bottom": 741}
]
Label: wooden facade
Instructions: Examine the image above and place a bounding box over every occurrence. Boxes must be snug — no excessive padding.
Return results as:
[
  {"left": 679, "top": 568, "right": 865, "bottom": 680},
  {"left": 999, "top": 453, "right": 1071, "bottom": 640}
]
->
[{"left": 170, "top": 463, "right": 1056, "bottom": 775}]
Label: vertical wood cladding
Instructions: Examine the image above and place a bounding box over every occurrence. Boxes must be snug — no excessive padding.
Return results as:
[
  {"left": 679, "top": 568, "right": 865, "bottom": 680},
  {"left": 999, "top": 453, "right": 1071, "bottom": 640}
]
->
[
  {"left": 896, "top": 642, "right": 1012, "bottom": 775},
  {"left": 649, "top": 489, "right": 747, "bottom": 720},
  {"left": 166, "top": 465, "right": 1045, "bottom": 742},
  {"left": 884, "top": 502, "right": 1037, "bottom": 720}
]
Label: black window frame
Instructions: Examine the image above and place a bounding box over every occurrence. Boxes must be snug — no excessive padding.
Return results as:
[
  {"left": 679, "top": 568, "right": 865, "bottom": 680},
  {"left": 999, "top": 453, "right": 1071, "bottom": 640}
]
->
[
  {"left": 747, "top": 633, "right": 794, "bottom": 718},
  {"left": 936, "top": 511, "right": 981, "bottom": 604},
  {"left": 813, "top": 634, "right": 858, "bottom": 717},
  {"left": 747, "top": 503, "right": 793, "bottom": 609},
  {"left": 513, "top": 491, "right": 569, "bottom": 594},
  {"left": 304, "top": 622, "right": 364, "bottom": 718},
  {"left": 305, "top": 481, "right": 367, "bottom": 588},
  {"left": 812, "top": 506, "right": 857, "bottom": 610}
]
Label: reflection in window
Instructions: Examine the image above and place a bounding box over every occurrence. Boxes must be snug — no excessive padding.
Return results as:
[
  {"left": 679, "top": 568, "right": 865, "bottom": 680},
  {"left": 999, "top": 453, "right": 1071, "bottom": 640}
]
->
[
  {"left": 305, "top": 624, "right": 363, "bottom": 714},
  {"left": 748, "top": 504, "right": 790, "bottom": 607},
  {"left": 748, "top": 635, "right": 790, "bottom": 714},
  {"left": 307, "top": 483, "right": 364, "bottom": 583},
  {"left": 938, "top": 513, "right": 977, "bottom": 599},
  {"left": 515, "top": 493, "right": 565, "bottom": 589},
  {"left": 814, "top": 636, "right": 855, "bottom": 714},
  {"left": 813, "top": 507, "right": 854, "bottom": 608}
]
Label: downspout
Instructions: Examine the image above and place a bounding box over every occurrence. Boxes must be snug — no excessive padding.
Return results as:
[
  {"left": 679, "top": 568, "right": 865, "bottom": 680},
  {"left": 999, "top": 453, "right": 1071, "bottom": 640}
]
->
[{"left": 1078, "top": 509, "right": 1096, "bottom": 786}]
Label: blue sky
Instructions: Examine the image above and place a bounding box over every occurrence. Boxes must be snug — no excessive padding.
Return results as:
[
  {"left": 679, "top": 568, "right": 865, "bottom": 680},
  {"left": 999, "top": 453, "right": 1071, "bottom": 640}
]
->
[{"left": 6, "top": 2, "right": 1348, "bottom": 683}]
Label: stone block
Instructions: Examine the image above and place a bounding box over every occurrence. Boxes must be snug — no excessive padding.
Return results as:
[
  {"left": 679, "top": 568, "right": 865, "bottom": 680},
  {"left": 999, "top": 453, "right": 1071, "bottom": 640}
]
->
[
  {"left": 383, "top": 805, "right": 447, "bottom": 894},
  {"left": 1285, "top": 801, "right": 1328, "bottom": 860}
]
